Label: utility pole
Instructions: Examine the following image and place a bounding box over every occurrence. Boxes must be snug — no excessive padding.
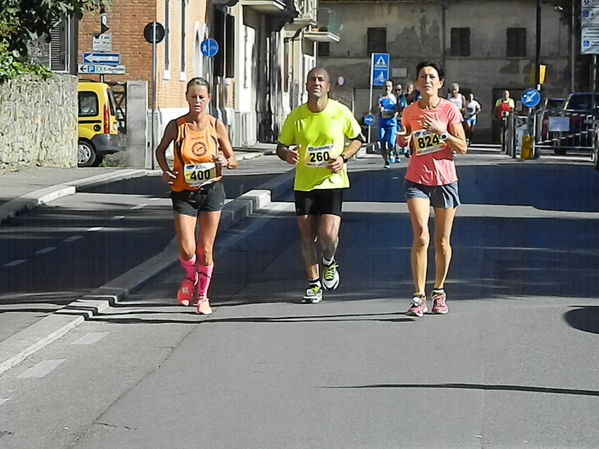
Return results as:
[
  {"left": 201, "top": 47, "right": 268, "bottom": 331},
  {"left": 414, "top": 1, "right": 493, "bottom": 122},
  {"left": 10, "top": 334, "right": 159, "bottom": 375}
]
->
[{"left": 535, "top": 0, "right": 541, "bottom": 90}]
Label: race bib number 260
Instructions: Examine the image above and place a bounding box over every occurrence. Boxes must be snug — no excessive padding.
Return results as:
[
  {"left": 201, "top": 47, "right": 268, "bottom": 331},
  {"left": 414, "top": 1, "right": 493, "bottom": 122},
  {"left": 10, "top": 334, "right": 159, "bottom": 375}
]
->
[
  {"left": 413, "top": 130, "right": 446, "bottom": 156},
  {"left": 306, "top": 144, "right": 335, "bottom": 167}
]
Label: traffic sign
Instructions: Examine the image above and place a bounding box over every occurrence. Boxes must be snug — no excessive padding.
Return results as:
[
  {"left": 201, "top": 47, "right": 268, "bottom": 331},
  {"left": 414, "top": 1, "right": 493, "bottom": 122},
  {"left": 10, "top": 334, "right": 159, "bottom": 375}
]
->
[
  {"left": 364, "top": 114, "right": 375, "bottom": 126},
  {"left": 371, "top": 53, "right": 390, "bottom": 87},
  {"left": 82, "top": 52, "right": 121, "bottom": 65},
  {"left": 582, "top": 7, "right": 599, "bottom": 25},
  {"left": 144, "top": 22, "right": 165, "bottom": 44},
  {"left": 582, "top": 27, "right": 599, "bottom": 54},
  {"left": 583, "top": 0, "right": 599, "bottom": 7},
  {"left": 201, "top": 39, "right": 219, "bottom": 58},
  {"left": 521, "top": 88, "right": 541, "bottom": 108},
  {"left": 78, "top": 64, "right": 126, "bottom": 75},
  {"left": 92, "top": 33, "right": 112, "bottom": 52}
]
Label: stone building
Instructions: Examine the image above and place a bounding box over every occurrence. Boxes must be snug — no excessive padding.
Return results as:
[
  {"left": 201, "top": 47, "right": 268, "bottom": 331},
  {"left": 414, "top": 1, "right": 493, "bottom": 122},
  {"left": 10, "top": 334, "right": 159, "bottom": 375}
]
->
[{"left": 318, "top": 0, "right": 573, "bottom": 142}]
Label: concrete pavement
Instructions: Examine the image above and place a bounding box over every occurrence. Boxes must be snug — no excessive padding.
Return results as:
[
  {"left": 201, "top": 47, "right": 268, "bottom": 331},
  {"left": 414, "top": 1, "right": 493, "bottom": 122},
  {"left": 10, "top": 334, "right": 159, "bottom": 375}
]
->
[{"left": 0, "top": 146, "right": 293, "bottom": 376}]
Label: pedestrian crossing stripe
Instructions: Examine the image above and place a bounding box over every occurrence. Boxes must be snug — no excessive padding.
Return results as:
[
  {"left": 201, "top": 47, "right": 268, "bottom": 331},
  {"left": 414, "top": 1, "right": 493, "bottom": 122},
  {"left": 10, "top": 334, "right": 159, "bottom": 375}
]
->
[{"left": 375, "top": 56, "right": 388, "bottom": 68}]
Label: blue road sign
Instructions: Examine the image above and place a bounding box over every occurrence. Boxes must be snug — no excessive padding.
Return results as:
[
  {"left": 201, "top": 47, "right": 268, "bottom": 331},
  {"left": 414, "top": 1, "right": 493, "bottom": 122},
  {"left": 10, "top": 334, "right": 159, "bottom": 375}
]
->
[
  {"left": 371, "top": 53, "right": 390, "bottom": 86},
  {"left": 82, "top": 52, "right": 120, "bottom": 65},
  {"left": 521, "top": 88, "right": 541, "bottom": 108},
  {"left": 201, "top": 39, "right": 219, "bottom": 58},
  {"left": 364, "top": 114, "right": 375, "bottom": 126}
]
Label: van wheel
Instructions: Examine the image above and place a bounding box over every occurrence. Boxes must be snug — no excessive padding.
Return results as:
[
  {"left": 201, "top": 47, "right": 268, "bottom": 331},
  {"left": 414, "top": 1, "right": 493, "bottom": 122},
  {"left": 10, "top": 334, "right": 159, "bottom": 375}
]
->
[{"left": 78, "top": 140, "right": 97, "bottom": 167}]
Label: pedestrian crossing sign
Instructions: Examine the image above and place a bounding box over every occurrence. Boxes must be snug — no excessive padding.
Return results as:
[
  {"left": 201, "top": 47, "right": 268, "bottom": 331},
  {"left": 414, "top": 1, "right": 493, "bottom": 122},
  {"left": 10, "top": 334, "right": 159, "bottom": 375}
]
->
[{"left": 371, "top": 53, "right": 390, "bottom": 86}]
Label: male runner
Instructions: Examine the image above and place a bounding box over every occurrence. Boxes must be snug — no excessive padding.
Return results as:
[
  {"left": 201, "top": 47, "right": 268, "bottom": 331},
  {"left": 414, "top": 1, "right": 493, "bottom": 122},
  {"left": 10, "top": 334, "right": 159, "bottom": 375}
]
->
[{"left": 276, "top": 67, "right": 364, "bottom": 303}]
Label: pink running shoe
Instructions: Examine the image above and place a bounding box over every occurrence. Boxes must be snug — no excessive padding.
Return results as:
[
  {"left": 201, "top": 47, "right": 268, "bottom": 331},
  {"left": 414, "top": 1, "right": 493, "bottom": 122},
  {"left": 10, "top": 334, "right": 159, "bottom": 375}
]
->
[
  {"left": 177, "top": 279, "right": 195, "bottom": 306},
  {"left": 196, "top": 297, "right": 213, "bottom": 315},
  {"left": 431, "top": 290, "right": 448, "bottom": 314},
  {"left": 406, "top": 295, "right": 428, "bottom": 318}
]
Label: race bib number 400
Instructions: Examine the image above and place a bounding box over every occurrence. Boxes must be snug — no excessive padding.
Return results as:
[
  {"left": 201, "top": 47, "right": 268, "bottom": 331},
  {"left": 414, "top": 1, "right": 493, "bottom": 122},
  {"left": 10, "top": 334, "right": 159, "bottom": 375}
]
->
[
  {"left": 412, "top": 130, "right": 446, "bottom": 156},
  {"left": 184, "top": 162, "right": 217, "bottom": 187},
  {"left": 306, "top": 144, "right": 335, "bottom": 167}
]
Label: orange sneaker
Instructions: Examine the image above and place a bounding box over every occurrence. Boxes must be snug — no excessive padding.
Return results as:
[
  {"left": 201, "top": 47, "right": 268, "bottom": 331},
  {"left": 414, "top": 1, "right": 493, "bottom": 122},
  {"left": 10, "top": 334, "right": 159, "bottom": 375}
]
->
[
  {"left": 196, "top": 296, "right": 213, "bottom": 315},
  {"left": 177, "top": 279, "right": 195, "bottom": 306}
]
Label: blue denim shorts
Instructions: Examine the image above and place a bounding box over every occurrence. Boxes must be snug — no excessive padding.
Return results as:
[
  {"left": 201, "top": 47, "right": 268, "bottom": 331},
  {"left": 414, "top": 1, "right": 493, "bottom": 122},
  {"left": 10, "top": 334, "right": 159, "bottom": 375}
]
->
[{"left": 405, "top": 180, "right": 461, "bottom": 209}]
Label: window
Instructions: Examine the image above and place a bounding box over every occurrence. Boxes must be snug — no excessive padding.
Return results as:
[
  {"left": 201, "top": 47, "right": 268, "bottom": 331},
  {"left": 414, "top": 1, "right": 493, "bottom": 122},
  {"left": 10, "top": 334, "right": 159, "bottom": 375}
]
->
[
  {"left": 164, "top": 0, "right": 170, "bottom": 71},
  {"left": 30, "top": 16, "right": 70, "bottom": 72},
  {"left": 318, "top": 42, "right": 330, "bottom": 57},
  {"left": 506, "top": 28, "right": 526, "bottom": 57},
  {"left": 367, "top": 28, "right": 386, "bottom": 54},
  {"left": 78, "top": 92, "right": 98, "bottom": 117},
  {"left": 180, "top": 0, "right": 186, "bottom": 73},
  {"left": 450, "top": 27, "right": 470, "bottom": 57}
]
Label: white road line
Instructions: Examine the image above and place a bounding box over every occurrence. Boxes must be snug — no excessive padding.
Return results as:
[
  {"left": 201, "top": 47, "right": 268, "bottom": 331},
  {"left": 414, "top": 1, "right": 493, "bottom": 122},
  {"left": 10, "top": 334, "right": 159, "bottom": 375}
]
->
[
  {"left": 3, "top": 259, "right": 26, "bottom": 268},
  {"left": 64, "top": 235, "right": 83, "bottom": 243},
  {"left": 0, "top": 398, "right": 9, "bottom": 406},
  {"left": 18, "top": 359, "right": 65, "bottom": 379},
  {"left": 131, "top": 204, "right": 145, "bottom": 210},
  {"left": 87, "top": 226, "right": 104, "bottom": 232},
  {"left": 110, "top": 215, "right": 125, "bottom": 221},
  {"left": 35, "top": 246, "right": 57, "bottom": 255},
  {"left": 71, "top": 332, "right": 109, "bottom": 345}
]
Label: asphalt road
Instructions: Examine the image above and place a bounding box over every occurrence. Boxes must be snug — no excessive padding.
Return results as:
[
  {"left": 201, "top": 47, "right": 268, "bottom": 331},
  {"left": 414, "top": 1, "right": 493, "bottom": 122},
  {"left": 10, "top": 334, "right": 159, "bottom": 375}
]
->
[{"left": 0, "top": 150, "right": 598, "bottom": 449}]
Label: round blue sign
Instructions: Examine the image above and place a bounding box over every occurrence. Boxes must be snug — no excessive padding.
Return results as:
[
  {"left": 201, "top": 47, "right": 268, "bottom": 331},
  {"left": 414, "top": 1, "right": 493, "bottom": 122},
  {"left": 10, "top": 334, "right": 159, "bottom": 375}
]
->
[
  {"left": 364, "top": 114, "right": 375, "bottom": 126},
  {"left": 201, "top": 39, "right": 219, "bottom": 58},
  {"left": 521, "top": 88, "right": 541, "bottom": 108}
]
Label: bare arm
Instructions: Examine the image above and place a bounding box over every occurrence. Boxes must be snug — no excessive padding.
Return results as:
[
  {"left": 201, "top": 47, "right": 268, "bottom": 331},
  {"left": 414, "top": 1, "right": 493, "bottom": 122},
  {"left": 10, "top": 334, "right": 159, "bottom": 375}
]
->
[
  {"left": 155, "top": 120, "right": 178, "bottom": 184},
  {"left": 276, "top": 142, "right": 299, "bottom": 165},
  {"left": 327, "top": 136, "right": 365, "bottom": 173},
  {"left": 215, "top": 119, "right": 238, "bottom": 169}
]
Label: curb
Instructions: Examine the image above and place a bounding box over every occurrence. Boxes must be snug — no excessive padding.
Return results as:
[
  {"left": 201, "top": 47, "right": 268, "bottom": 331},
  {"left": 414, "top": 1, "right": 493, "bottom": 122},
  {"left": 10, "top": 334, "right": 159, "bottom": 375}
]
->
[{"left": 0, "top": 162, "right": 294, "bottom": 376}]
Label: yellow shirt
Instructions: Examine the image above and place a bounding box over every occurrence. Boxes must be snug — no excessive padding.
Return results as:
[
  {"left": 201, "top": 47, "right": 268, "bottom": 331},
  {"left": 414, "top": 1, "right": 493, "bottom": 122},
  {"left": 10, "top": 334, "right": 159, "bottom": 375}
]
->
[{"left": 278, "top": 99, "right": 362, "bottom": 191}]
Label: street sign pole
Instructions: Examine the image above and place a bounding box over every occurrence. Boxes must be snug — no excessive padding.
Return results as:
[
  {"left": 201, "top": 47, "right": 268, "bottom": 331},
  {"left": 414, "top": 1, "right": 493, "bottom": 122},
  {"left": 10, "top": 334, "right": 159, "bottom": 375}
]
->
[
  {"left": 150, "top": 21, "right": 157, "bottom": 170},
  {"left": 368, "top": 53, "right": 374, "bottom": 144}
]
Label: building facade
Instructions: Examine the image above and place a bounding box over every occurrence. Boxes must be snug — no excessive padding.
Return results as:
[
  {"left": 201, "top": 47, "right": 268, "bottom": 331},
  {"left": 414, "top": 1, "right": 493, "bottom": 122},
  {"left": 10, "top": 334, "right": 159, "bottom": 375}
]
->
[{"left": 319, "top": 0, "right": 572, "bottom": 142}]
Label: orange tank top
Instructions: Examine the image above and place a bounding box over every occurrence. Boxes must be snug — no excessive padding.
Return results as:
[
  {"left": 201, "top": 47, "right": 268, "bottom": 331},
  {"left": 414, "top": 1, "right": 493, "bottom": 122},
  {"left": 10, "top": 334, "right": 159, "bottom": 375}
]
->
[{"left": 171, "top": 115, "right": 223, "bottom": 192}]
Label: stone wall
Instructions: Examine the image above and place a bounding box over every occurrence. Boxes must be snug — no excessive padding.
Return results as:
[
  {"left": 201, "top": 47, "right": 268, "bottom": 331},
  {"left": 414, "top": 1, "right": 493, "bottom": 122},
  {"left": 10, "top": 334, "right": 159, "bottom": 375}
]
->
[{"left": 0, "top": 74, "right": 77, "bottom": 171}]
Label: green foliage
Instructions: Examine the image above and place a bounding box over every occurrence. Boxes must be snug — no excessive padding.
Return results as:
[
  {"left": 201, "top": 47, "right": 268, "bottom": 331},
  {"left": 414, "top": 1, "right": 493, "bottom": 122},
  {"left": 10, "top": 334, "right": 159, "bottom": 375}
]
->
[
  {"left": 0, "top": 0, "right": 110, "bottom": 58},
  {"left": 0, "top": 43, "right": 52, "bottom": 83}
]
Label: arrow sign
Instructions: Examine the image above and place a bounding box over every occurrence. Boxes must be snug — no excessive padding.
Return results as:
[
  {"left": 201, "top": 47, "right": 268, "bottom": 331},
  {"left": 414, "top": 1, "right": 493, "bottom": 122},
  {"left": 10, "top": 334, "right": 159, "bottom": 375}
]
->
[
  {"left": 82, "top": 52, "right": 121, "bottom": 65},
  {"left": 521, "top": 88, "right": 541, "bottom": 108},
  {"left": 78, "top": 64, "right": 126, "bottom": 75}
]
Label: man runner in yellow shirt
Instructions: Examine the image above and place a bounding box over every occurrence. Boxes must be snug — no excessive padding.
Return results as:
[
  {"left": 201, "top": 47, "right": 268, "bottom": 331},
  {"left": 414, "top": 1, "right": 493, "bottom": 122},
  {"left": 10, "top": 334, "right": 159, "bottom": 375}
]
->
[{"left": 276, "top": 67, "right": 364, "bottom": 303}]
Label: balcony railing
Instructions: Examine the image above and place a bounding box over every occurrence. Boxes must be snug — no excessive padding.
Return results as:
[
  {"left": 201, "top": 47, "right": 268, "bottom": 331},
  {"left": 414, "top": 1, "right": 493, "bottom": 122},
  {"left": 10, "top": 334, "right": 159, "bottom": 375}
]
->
[{"left": 304, "top": 8, "right": 341, "bottom": 42}]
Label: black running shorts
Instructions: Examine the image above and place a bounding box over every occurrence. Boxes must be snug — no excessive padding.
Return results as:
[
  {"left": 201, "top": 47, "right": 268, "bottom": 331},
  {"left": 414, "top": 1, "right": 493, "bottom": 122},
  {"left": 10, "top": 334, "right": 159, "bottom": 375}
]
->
[
  {"left": 294, "top": 188, "right": 344, "bottom": 217},
  {"left": 170, "top": 181, "right": 226, "bottom": 217}
]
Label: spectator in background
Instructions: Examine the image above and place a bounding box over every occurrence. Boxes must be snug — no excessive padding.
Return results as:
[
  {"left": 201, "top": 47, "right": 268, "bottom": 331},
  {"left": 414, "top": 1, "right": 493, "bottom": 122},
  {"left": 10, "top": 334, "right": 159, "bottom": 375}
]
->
[
  {"left": 447, "top": 82, "right": 467, "bottom": 118},
  {"left": 464, "top": 93, "right": 482, "bottom": 144},
  {"left": 494, "top": 90, "right": 515, "bottom": 144},
  {"left": 405, "top": 83, "right": 421, "bottom": 105}
]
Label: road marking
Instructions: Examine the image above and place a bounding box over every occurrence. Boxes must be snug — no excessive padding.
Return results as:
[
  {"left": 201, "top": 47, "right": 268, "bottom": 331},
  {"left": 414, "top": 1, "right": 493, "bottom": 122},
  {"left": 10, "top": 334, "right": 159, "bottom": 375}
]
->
[
  {"left": 131, "top": 204, "right": 145, "bottom": 210},
  {"left": 0, "top": 398, "right": 8, "bottom": 406},
  {"left": 71, "top": 332, "right": 109, "bottom": 345},
  {"left": 110, "top": 215, "right": 125, "bottom": 221},
  {"left": 18, "top": 359, "right": 65, "bottom": 379},
  {"left": 3, "top": 259, "right": 26, "bottom": 267},
  {"left": 64, "top": 236, "right": 83, "bottom": 243},
  {"left": 35, "top": 246, "right": 57, "bottom": 255},
  {"left": 87, "top": 226, "right": 104, "bottom": 232}
]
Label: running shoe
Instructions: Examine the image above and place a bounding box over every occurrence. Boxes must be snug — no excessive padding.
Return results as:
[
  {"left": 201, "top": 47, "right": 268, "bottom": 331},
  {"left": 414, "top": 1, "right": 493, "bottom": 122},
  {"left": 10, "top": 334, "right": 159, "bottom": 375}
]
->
[
  {"left": 431, "top": 290, "right": 448, "bottom": 314},
  {"left": 384, "top": 163, "right": 390, "bottom": 169},
  {"left": 321, "top": 260, "right": 340, "bottom": 291},
  {"left": 177, "top": 278, "right": 196, "bottom": 306},
  {"left": 196, "top": 296, "right": 213, "bottom": 315},
  {"left": 406, "top": 295, "right": 428, "bottom": 317},
  {"left": 302, "top": 285, "right": 323, "bottom": 304}
]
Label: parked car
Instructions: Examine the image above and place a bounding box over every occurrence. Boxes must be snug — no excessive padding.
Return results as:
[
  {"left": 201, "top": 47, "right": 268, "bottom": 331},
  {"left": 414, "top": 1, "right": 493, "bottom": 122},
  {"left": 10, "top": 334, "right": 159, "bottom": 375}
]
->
[
  {"left": 545, "top": 92, "right": 599, "bottom": 154},
  {"left": 539, "top": 97, "right": 565, "bottom": 142},
  {"left": 77, "top": 81, "right": 122, "bottom": 167}
]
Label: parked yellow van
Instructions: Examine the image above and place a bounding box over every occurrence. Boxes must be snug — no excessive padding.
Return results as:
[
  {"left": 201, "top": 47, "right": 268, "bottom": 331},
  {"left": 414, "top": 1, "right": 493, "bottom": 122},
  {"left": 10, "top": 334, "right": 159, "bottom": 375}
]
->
[{"left": 77, "top": 81, "right": 122, "bottom": 167}]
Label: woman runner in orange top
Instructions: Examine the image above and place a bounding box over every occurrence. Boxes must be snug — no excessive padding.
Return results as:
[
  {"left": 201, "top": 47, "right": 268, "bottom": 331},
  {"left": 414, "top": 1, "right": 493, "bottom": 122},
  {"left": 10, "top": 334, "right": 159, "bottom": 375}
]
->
[{"left": 155, "top": 77, "right": 237, "bottom": 315}]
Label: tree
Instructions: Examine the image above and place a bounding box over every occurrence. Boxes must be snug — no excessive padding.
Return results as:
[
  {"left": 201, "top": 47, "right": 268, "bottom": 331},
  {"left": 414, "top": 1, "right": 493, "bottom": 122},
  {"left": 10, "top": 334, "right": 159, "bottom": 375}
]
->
[{"left": 0, "top": 0, "right": 110, "bottom": 59}]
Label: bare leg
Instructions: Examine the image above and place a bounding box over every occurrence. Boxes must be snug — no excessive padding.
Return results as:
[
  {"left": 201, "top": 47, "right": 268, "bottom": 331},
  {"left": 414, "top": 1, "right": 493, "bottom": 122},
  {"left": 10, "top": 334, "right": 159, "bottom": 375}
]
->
[
  {"left": 407, "top": 198, "right": 431, "bottom": 296},
  {"left": 317, "top": 214, "right": 341, "bottom": 261},
  {"left": 296, "top": 215, "right": 320, "bottom": 281},
  {"left": 432, "top": 207, "right": 457, "bottom": 290}
]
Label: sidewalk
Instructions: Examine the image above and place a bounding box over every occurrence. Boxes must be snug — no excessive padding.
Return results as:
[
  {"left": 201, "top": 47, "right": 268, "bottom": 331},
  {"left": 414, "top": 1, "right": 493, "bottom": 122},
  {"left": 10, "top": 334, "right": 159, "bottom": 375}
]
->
[{"left": 0, "top": 146, "right": 286, "bottom": 375}]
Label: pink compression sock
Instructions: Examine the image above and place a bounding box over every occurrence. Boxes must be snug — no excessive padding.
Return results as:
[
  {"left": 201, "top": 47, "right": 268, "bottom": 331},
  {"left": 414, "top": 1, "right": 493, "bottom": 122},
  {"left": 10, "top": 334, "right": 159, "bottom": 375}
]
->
[
  {"left": 196, "top": 264, "right": 214, "bottom": 298},
  {"left": 178, "top": 255, "right": 196, "bottom": 281}
]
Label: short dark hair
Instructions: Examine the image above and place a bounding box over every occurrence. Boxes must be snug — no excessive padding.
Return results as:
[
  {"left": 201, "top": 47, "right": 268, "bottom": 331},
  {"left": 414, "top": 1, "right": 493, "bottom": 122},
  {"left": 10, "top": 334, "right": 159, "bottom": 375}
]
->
[
  {"left": 306, "top": 67, "right": 330, "bottom": 82},
  {"left": 186, "top": 77, "right": 211, "bottom": 94},
  {"left": 415, "top": 61, "right": 445, "bottom": 81}
]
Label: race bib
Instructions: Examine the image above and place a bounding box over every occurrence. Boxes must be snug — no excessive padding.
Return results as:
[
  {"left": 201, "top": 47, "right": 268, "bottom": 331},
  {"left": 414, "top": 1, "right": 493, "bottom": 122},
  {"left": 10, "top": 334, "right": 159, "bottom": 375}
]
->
[
  {"left": 184, "top": 162, "right": 217, "bottom": 187},
  {"left": 306, "top": 145, "right": 334, "bottom": 167},
  {"left": 412, "top": 130, "right": 446, "bottom": 156}
]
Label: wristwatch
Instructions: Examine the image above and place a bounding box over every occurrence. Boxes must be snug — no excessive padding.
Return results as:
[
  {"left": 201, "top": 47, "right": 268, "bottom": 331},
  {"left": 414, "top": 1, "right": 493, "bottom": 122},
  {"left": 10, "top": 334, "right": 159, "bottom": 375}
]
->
[
  {"left": 438, "top": 132, "right": 450, "bottom": 141},
  {"left": 340, "top": 154, "right": 349, "bottom": 164}
]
